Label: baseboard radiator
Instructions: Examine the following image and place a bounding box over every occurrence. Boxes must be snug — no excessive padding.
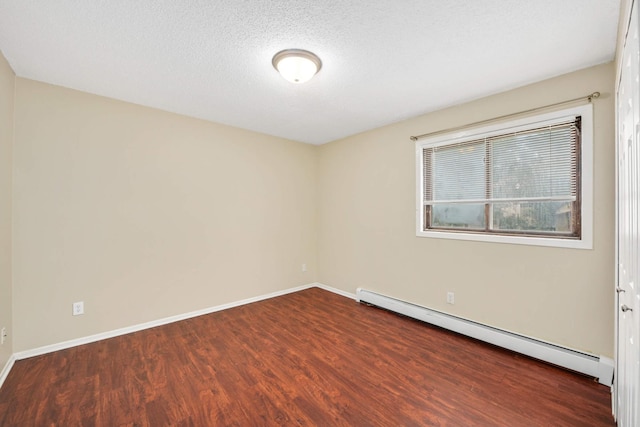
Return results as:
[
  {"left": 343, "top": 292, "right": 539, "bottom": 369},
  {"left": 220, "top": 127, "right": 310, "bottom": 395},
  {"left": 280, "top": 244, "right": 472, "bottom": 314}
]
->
[{"left": 356, "top": 288, "right": 613, "bottom": 386}]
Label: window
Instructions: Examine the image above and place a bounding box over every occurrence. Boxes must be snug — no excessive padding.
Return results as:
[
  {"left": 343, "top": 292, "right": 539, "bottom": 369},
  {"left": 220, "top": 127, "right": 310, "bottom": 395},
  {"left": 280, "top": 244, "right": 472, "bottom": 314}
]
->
[{"left": 416, "top": 104, "right": 593, "bottom": 249}]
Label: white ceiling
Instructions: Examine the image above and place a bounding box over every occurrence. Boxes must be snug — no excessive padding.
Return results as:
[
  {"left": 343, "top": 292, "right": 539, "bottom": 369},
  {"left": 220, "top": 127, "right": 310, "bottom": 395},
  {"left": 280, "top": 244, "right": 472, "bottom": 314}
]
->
[{"left": 0, "top": 0, "right": 621, "bottom": 145}]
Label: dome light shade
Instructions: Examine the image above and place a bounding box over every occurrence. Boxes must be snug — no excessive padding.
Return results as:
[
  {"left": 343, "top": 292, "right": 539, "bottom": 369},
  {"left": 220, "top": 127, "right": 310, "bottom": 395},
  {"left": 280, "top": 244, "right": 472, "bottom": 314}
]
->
[{"left": 272, "top": 49, "right": 322, "bottom": 84}]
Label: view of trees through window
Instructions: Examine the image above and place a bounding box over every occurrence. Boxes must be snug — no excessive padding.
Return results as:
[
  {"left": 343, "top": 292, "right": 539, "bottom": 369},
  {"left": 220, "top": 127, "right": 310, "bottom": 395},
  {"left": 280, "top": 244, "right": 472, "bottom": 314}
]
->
[{"left": 424, "top": 119, "right": 579, "bottom": 237}]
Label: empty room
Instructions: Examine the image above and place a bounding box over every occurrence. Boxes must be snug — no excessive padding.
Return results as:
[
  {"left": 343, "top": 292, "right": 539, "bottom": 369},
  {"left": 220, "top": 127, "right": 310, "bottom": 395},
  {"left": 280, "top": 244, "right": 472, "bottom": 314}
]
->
[{"left": 0, "top": 1, "right": 638, "bottom": 426}]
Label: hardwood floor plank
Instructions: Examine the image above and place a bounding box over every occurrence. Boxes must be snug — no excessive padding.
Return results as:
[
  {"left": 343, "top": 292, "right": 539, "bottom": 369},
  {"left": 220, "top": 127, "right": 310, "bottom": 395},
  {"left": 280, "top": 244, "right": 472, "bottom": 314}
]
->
[{"left": 0, "top": 287, "right": 614, "bottom": 426}]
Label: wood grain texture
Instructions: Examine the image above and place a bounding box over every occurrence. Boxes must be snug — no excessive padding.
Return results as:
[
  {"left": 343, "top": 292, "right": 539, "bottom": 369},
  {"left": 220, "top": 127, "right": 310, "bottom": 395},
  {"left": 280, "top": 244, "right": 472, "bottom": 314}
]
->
[{"left": 0, "top": 287, "right": 614, "bottom": 426}]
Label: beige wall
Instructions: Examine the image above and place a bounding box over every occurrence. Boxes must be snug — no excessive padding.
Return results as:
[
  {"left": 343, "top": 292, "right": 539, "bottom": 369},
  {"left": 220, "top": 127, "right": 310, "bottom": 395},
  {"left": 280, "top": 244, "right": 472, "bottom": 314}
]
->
[
  {"left": 12, "top": 78, "right": 317, "bottom": 351},
  {"left": 317, "top": 63, "right": 615, "bottom": 357},
  {"left": 0, "top": 52, "right": 14, "bottom": 369}
]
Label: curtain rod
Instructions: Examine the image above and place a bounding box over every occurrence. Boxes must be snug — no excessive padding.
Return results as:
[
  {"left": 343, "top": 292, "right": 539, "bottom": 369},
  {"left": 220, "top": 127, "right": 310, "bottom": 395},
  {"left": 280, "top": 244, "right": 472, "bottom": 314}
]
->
[{"left": 409, "top": 91, "right": 600, "bottom": 142}]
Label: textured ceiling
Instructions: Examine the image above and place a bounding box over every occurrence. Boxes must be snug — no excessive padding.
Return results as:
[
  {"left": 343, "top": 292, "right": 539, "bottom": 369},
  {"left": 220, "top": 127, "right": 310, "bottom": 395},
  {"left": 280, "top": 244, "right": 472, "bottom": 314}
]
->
[{"left": 0, "top": 0, "right": 621, "bottom": 144}]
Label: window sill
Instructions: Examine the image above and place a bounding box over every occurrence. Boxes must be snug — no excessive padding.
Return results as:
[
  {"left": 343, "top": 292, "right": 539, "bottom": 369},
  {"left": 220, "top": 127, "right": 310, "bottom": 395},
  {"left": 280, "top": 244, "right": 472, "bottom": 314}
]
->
[{"left": 416, "top": 229, "right": 592, "bottom": 249}]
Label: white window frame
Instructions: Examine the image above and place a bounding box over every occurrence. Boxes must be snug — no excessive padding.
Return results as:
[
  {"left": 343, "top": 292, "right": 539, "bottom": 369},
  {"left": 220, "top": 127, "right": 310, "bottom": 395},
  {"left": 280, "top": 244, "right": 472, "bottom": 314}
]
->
[{"left": 415, "top": 104, "right": 593, "bottom": 249}]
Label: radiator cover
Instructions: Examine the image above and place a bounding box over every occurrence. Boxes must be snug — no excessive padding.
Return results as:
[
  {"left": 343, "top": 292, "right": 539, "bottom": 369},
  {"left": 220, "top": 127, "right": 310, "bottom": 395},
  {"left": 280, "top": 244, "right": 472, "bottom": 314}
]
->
[{"left": 356, "top": 288, "right": 613, "bottom": 386}]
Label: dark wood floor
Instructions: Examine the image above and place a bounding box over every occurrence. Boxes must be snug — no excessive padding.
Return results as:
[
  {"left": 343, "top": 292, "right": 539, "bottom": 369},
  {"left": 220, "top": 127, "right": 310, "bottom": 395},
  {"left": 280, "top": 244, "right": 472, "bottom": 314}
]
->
[{"left": 0, "top": 287, "right": 614, "bottom": 426}]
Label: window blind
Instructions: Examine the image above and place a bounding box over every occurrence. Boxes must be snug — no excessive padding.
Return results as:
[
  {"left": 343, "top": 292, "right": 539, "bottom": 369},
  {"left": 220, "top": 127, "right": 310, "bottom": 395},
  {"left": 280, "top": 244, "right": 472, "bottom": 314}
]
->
[{"left": 423, "top": 119, "right": 579, "bottom": 206}]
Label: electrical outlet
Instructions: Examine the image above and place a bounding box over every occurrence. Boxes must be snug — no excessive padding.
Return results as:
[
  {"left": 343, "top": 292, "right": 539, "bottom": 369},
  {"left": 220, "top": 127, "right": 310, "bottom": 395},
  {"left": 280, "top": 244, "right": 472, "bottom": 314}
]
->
[
  {"left": 446, "top": 292, "right": 455, "bottom": 305},
  {"left": 0, "top": 327, "right": 6, "bottom": 345},
  {"left": 72, "top": 301, "right": 84, "bottom": 316},
  {"left": 302, "top": 263, "right": 307, "bottom": 272}
]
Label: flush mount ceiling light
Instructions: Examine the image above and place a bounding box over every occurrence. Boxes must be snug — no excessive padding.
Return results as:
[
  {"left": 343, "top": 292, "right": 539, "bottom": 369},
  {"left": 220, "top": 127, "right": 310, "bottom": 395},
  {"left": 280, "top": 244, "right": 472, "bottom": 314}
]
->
[{"left": 272, "top": 49, "right": 322, "bottom": 84}]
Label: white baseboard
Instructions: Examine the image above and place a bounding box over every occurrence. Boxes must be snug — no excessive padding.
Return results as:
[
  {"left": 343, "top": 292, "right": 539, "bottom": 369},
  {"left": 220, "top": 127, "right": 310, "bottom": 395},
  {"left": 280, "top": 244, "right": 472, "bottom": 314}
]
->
[
  {"left": 2, "top": 284, "right": 613, "bottom": 387},
  {"left": 315, "top": 282, "right": 357, "bottom": 300},
  {"left": 0, "top": 354, "right": 16, "bottom": 389},
  {"left": 14, "top": 283, "right": 317, "bottom": 360},
  {"left": 356, "top": 288, "right": 614, "bottom": 386},
  {"left": 12, "top": 282, "right": 353, "bottom": 362}
]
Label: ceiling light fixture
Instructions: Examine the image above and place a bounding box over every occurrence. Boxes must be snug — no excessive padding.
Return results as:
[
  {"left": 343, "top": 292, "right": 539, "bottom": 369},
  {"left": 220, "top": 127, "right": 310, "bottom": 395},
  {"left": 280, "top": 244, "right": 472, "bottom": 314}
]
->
[{"left": 272, "top": 49, "right": 322, "bottom": 84}]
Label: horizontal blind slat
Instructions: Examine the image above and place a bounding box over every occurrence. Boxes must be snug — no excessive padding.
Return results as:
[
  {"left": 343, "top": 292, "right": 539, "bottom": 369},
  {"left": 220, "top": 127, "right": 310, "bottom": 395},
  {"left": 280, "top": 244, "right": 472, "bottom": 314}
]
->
[{"left": 426, "top": 195, "right": 577, "bottom": 205}]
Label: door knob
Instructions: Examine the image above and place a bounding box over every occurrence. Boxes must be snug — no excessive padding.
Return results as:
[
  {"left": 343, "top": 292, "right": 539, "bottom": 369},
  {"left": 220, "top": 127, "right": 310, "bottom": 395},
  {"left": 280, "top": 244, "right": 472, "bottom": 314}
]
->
[
  {"left": 616, "top": 287, "right": 626, "bottom": 293},
  {"left": 621, "top": 305, "right": 633, "bottom": 312}
]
